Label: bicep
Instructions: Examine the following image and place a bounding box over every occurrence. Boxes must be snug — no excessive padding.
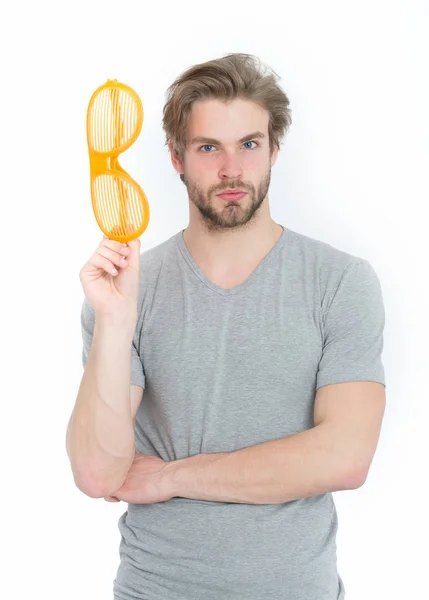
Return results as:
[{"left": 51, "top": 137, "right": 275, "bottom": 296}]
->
[{"left": 314, "top": 381, "right": 386, "bottom": 484}]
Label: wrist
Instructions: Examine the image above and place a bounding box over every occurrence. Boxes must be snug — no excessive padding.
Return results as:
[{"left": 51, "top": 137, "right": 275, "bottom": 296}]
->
[
  {"left": 162, "top": 458, "right": 186, "bottom": 499},
  {"left": 95, "top": 313, "right": 138, "bottom": 335}
]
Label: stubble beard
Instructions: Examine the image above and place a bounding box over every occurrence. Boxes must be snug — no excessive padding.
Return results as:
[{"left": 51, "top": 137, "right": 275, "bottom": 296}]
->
[{"left": 184, "top": 167, "right": 272, "bottom": 233}]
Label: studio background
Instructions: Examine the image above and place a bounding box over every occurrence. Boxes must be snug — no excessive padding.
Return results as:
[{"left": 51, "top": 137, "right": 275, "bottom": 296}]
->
[{"left": 1, "top": 1, "right": 427, "bottom": 599}]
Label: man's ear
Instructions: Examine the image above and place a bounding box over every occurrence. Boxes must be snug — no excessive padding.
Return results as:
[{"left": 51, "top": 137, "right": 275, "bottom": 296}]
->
[
  {"left": 270, "top": 144, "right": 279, "bottom": 168},
  {"left": 168, "top": 142, "right": 184, "bottom": 175}
]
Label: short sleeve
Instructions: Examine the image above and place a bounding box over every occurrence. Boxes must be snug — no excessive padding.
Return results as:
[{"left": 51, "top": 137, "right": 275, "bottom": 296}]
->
[
  {"left": 80, "top": 297, "right": 146, "bottom": 389},
  {"left": 316, "top": 259, "right": 386, "bottom": 390}
]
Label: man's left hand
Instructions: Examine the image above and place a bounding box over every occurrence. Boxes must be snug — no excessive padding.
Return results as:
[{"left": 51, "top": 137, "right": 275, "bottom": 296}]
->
[{"left": 104, "top": 453, "right": 175, "bottom": 504}]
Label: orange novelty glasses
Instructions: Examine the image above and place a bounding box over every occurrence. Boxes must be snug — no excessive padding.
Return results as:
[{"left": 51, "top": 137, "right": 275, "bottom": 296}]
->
[{"left": 86, "top": 79, "right": 150, "bottom": 243}]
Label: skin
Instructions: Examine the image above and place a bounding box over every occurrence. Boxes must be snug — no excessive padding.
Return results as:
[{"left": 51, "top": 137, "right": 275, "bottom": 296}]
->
[{"left": 169, "top": 97, "right": 284, "bottom": 286}]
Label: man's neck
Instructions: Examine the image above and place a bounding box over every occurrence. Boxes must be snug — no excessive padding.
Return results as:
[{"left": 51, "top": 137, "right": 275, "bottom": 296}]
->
[{"left": 182, "top": 219, "right": 284, "bottom": 276}]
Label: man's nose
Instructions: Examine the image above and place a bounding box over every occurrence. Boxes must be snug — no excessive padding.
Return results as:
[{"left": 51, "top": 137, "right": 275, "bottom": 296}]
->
[{"left": 218, "top": 153, "right": 243, "bottom": 180}]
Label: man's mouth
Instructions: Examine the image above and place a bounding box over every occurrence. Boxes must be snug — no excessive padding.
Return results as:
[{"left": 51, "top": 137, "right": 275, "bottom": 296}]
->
[{"left": 217, "top": 191, "right": 247, "bottom": 201}]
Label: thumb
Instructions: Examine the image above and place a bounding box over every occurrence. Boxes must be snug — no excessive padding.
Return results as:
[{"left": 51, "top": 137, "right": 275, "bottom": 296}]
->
[{"left": 124, "top": 237, "right": 141, "bottom": 269}]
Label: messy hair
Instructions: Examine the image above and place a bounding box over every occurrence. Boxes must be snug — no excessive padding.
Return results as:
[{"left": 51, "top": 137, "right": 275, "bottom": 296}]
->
[{"left": 162, "top": 53, "right": 292, "bottom": 181}]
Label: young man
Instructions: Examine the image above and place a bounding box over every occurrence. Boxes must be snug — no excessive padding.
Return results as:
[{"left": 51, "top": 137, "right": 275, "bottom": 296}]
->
[{"left": 67, "top": 53, "right": 386, "bottom": 600}]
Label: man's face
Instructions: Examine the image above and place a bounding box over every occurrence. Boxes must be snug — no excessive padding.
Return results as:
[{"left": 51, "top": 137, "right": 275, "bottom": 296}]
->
[{"left": 172, "top": 98, "right": 278, "bottom": 231}]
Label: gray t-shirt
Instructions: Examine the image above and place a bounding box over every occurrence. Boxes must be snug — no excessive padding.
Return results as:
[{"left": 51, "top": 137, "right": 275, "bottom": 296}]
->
[{"left": 81, "top": 225, "right": 386, "bottom": 600}]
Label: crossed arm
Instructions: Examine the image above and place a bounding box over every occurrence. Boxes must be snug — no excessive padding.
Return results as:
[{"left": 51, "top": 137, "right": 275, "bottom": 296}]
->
[
  {"left": 165, "top": 381, "right": 386, "bottom": 504},
  {"left": 105, "top": 380, "right": 385, "bottom": 505}
]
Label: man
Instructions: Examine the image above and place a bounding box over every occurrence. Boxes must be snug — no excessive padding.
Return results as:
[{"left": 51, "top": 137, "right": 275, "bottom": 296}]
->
[{"left": 66, "top": 53, "right": 386, "bottom": 600}]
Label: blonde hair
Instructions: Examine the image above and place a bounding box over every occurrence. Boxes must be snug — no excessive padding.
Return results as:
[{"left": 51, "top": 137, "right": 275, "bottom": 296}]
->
[{"left": 162, "top": 53, "right": 292, "bottom": 168}]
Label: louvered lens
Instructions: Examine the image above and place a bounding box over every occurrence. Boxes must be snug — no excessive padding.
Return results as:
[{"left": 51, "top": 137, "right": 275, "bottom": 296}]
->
[
  {"left": 88, "top": 87, "right": 140, "bottom": 153},
  {"left": 92, "top": 174, "right": 147, "bottom": 237}
]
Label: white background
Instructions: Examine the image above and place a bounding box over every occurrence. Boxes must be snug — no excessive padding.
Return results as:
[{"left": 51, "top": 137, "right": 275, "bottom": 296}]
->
[{"left": 1, "top": 1, "right": 428, "bottom": 598}]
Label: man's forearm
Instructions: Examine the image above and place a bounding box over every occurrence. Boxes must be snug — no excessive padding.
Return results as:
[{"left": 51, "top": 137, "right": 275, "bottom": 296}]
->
[
  {"left": 66, "top": 317, "right": 137, "bottom": 497},
  {"left": 167, "top": 424, "right": 362, "bottom": 504}
]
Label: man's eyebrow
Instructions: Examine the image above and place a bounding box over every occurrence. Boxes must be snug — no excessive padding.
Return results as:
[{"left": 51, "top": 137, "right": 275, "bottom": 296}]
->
[{"left": 190, "top": 131, "right": 266, "bottom": 145}]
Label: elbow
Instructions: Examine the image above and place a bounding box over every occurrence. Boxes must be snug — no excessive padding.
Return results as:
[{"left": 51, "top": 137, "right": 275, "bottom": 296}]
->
[
  {"left": 341, "top": 463, "right": 370, "bottom": 490},
  {"left": 74, "top": 474, "right": 122, "bottom": 499},
  {"left": 68, "top": 459, "right": 129, "bottom": 499},
  {"left": 79, "top": 486, "right": 105, "bottom": 499},
  {"left": 65, "top": 433, "right": 134, "bottom": 499},
  {"left": 72, "top": 473, "right": 109, "bottom": 498},
  {"left": 352, "top": 467, "right": 370, "bottom": 489}
]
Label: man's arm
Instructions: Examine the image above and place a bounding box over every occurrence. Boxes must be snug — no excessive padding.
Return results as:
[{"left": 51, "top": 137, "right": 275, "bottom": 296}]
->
[
  {"left": 166, "top": 381, "right": 385, "bottom": 504},
  {"left": 66, "top": 317, "right": 143, "bottom": 498}
]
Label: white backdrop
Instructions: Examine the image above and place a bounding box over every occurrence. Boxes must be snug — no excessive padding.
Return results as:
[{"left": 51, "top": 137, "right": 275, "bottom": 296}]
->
[{"left": 2, "top": 1, "right": 428, "bottom": 599}]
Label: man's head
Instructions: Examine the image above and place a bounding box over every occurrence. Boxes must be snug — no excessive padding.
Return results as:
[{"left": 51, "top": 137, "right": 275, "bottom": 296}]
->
[{"left": 162, "top": 53, "right": 292, "bottom": 231}]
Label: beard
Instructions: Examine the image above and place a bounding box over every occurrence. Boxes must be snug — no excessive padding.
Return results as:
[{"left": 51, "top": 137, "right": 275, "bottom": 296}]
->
[{"left": 183, "top": 166, "right": 271, "bottom": 232}]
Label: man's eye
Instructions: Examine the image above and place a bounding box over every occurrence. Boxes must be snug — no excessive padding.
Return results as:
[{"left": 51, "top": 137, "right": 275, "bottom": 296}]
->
[{"left": 199, "top": 141, "right": 258, "bottom": 152}]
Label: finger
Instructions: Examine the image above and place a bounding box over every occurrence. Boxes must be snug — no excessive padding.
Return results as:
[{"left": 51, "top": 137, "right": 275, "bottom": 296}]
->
[
  {"left": 101, "top": 230, "right": 141, "bottom": 258},
  {"left": 125, "top": 237, "right": 141, "bottom": 255},
  {"left": 86, "top": 252, "right": 120, "bottom": 277},
  {"left": 95, "top": 247, "right": 129, "bottom": 270},
  {"left": 100, "top": 238, "right": 130, "bottom": 256}
]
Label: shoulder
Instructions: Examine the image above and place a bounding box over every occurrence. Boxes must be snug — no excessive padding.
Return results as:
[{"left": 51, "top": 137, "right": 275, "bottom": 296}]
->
[
  {"left": 137, "top": 231, "right": 180, "bottom": 281},
  {"left": 282, "top": 227, "right": 382, "bottom": 305},
  {"left": 284, "top": 227, "right": 363, "bottom": 268},
  {"left": 283, "top": 226, "right": 378, "bottom": 277}
]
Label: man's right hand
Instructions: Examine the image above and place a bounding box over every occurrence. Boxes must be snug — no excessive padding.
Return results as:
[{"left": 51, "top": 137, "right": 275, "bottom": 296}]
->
[{"left": 79, "top": 234, "right": 141, "bottom": 322}]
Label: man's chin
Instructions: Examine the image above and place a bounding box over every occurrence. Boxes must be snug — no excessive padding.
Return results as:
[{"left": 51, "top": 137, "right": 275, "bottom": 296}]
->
[{"left": 215, "top": 209, "right": 255, "bottom": 229}]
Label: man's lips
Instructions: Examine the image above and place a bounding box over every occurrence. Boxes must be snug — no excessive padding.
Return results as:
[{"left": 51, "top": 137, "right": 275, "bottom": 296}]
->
[{"left": 217, "top": 191, "right": 248, "bottom": 201}]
